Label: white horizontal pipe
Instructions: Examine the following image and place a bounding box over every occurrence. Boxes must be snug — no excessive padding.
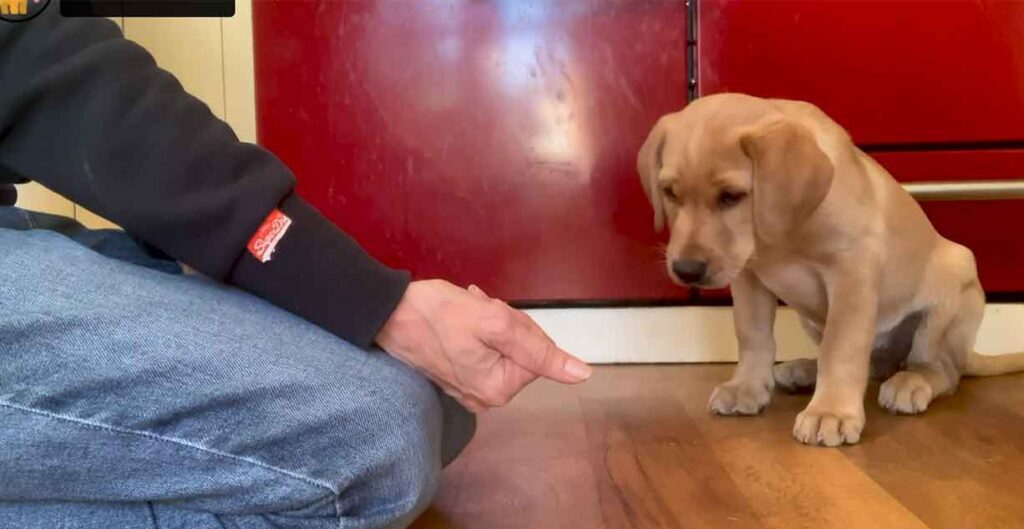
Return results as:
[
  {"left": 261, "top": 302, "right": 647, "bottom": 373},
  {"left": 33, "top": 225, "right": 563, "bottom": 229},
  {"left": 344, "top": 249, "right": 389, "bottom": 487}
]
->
[{"left": 903, "top": 180, "right": 1024, "bottom": 201}]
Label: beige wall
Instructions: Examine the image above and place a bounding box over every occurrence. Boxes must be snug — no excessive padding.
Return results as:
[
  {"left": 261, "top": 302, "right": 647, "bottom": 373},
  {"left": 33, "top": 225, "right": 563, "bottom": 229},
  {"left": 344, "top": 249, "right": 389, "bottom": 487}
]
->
[{"left": 14, "top": 5, "right": 257, "bottom": 229}]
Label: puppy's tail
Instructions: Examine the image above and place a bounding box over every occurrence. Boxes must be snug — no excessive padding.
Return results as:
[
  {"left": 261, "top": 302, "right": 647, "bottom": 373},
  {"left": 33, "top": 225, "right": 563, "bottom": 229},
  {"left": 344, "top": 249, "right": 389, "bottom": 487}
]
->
[{"left": 965, "top": 350, "right": 1024, "bottom": 377}]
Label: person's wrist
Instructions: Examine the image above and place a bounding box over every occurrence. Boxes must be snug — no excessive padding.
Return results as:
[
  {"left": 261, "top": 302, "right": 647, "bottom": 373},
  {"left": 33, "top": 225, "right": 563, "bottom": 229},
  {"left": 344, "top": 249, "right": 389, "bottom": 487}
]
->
[{"left": 376, "top": 280, "right": 429, "bottom": 347}]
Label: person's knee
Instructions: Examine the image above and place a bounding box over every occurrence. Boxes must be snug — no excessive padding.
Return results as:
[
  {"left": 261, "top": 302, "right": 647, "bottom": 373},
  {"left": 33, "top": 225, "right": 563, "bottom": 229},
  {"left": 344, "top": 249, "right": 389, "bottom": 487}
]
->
[
  {"left": 378, "top": 370, "right": 444, "bottom": 510},
  {"left": 326, "top": 357, "right": 457, "bottom": 525},
  {"left": 237, "top": 362, "right": 454, "bottom": 527}
]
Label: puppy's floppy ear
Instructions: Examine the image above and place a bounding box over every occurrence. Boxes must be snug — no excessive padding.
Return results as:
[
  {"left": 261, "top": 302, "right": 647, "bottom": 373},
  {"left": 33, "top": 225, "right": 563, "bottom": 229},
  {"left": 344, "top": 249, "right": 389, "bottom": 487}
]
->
[
  {"left": 637, "top": 117, "right": 668, "bottom": 232},
  {"left": 740, "top": 118, "right": 834, "bottom": 241}
]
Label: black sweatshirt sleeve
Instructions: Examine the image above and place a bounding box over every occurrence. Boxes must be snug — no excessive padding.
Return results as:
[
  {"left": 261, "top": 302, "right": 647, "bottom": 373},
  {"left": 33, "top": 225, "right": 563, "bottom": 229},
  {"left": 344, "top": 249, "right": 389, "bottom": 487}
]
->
[{"left": 0, "top": 7, "right": 410, "bottom": 348}]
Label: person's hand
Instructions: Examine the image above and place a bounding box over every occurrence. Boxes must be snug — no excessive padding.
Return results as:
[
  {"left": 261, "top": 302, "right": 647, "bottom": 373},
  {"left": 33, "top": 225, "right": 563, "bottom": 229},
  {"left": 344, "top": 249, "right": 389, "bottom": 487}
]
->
[{"left": 375, "top": 279, "right": 591, "bottom": 413}]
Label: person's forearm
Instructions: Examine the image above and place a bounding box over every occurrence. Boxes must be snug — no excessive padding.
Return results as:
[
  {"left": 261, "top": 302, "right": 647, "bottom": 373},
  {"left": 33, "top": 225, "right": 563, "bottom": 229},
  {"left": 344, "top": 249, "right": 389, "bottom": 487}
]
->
[
  {"left": 230, "top": 195, "right": 410, "bottom": 347},
  {"left": 0, "top": 7, "right": 408, "bottom": 346},
  {"left": 0, "top": 11, "right": 290, "bottom": 278}
]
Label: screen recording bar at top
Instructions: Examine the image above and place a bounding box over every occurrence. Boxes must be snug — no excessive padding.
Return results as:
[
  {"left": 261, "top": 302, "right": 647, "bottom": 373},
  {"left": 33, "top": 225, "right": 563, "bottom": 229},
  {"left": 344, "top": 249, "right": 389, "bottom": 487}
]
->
[{"left": 60, "top": 0, "right": 233, "bottom": 17}]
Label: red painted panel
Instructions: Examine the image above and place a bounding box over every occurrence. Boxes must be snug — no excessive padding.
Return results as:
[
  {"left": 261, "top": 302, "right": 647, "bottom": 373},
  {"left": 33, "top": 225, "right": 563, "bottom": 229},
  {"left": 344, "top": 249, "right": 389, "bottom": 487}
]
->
[
  {"left": 253, "top": 0, "right": 689, "bottom": 303},
  {"left": 699, "top": 1, "right": 1024, "bottom": 146}
]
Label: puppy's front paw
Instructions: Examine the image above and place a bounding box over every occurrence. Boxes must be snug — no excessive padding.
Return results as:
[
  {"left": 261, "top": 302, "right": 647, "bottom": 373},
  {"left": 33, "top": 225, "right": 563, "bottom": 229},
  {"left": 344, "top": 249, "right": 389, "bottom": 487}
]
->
[
  {"left": 708, "top": 379, "right": 773, "bottom": 416},
  {"left": 793, "top": 406, "right": 864, "bottom": 447},
  {"left": 878, "top": 371, "right": 934, "bottom": 415}
]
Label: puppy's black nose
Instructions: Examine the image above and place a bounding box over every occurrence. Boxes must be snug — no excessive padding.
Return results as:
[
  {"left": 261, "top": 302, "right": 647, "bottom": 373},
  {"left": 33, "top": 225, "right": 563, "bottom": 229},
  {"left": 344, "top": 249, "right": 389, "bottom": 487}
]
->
[{"left": 671, "top": 259, "right": 707, "bottom": 284}]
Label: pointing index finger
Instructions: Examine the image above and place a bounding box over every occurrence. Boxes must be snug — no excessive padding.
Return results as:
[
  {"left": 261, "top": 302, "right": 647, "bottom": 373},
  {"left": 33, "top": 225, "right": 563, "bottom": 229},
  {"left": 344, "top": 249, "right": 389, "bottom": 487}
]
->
[{"left": 481, "top": 306, "right": 592, "bottom": 383}]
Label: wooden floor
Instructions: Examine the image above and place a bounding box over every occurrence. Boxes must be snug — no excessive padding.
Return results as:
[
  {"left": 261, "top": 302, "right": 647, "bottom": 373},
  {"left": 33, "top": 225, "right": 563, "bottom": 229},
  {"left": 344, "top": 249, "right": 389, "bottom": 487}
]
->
[{"left": 410, "top": 365, "right": 1024, "bottom": 529}]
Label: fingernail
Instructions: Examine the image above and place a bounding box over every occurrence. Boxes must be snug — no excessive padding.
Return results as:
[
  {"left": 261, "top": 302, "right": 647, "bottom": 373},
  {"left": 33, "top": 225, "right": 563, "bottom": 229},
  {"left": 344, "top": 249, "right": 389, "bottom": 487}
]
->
[{"left": 566, "top": 358, "right": 593, "bottom": 381}]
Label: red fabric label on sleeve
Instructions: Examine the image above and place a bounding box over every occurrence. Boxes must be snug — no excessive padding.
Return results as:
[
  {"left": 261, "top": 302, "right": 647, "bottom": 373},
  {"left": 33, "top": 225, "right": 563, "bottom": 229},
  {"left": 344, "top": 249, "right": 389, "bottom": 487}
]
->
[{"left": 247, "top": 209, "right": 292, "bottom": 263}]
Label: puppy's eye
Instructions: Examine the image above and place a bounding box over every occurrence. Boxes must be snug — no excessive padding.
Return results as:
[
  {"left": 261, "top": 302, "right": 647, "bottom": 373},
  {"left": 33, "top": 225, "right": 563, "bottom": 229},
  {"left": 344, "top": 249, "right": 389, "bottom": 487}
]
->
[
  {"left": 717, "top": 190, "right": 747, "bottom": 209},
  {"left": 662, "top": 186, "right": 678, "bottom": 201}
]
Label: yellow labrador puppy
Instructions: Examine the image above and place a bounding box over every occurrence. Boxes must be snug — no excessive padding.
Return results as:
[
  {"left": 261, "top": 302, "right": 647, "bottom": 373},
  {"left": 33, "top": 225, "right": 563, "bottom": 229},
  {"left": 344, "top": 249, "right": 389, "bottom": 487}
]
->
[{"left": 638, "top": 93, "right": 1024, "bottom": 447}]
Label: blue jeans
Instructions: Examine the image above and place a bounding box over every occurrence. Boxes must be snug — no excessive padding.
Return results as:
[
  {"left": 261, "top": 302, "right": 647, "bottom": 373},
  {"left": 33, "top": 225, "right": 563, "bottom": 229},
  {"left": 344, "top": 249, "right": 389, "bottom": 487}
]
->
[{"left": 0, "top": 208, "right": 475, "bottom": 529}]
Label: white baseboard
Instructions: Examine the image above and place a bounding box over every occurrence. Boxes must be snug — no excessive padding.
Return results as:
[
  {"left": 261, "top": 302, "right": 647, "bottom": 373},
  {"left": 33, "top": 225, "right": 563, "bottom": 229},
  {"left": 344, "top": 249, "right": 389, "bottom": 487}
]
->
[{"left": 524, "top": 304, "right": 1024, "bottom": 364}]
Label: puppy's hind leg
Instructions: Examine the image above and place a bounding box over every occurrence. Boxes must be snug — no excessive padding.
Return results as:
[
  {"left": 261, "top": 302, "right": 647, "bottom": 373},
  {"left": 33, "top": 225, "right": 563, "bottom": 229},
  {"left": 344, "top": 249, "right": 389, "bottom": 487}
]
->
[
  {"left": 775, "top": 359, "right": 817, "bottom": 394},
  {"left": 774, "top": 318, "right": 820, "bottom": 393},
  {"left": 878, "top": 284, "right": 981, "bottom": 415}
]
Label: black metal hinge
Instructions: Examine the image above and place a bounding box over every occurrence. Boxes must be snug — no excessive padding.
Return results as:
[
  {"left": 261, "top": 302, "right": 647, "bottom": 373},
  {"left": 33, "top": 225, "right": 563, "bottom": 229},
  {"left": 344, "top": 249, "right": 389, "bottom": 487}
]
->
[{"left": 686, "top": 0, "right": 698, "bottom": 102}]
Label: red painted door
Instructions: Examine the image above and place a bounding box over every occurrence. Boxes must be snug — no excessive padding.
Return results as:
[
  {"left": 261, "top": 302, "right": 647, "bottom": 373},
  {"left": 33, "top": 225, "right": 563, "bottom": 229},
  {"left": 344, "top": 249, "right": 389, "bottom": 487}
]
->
[
  {"left": 254, "top": 0, "right": 1024, "bottom": 304},
  {"left": 699, "top": 0, "right": 1024, "bottom": 294},
  {"left": 253, "top": 0, "right": 690, "bottom": 303}
]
